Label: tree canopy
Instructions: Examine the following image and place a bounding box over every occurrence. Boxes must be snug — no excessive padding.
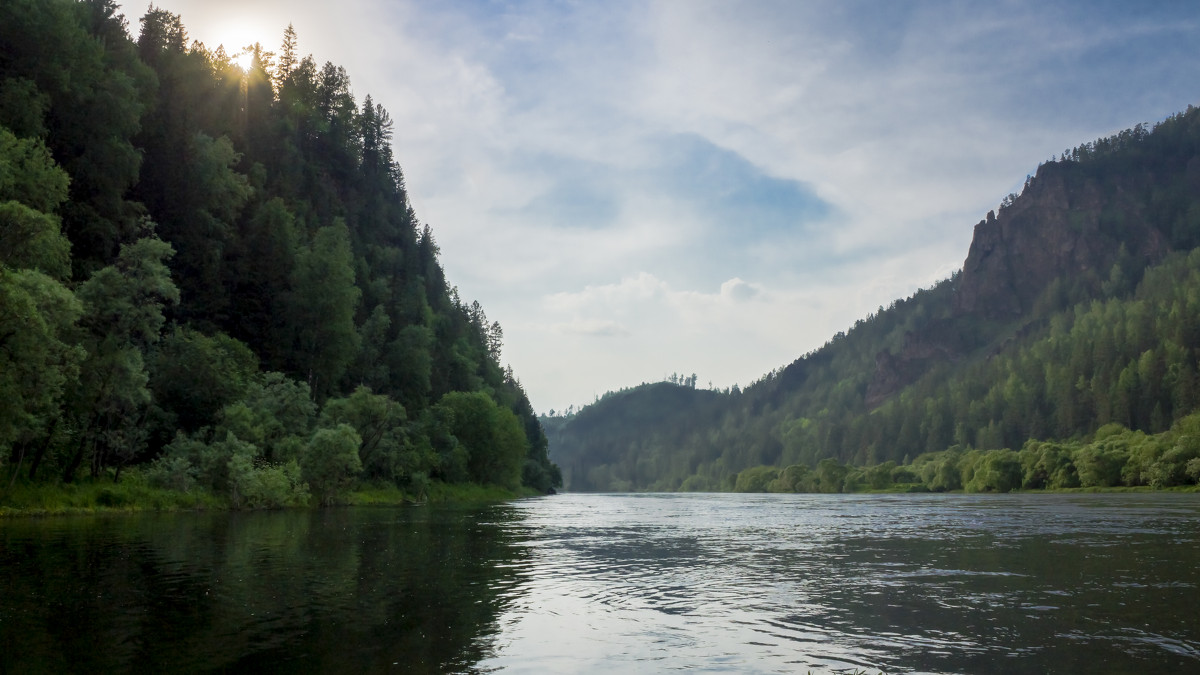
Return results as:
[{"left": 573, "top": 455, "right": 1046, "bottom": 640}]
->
[{"left": 0, "top": 0, "right": 559, "bottom": 502}]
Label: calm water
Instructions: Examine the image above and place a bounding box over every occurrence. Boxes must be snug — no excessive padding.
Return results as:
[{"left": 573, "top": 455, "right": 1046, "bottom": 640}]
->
[{"left": 2, "top": 494, "right": 1199, "bottom": 673}]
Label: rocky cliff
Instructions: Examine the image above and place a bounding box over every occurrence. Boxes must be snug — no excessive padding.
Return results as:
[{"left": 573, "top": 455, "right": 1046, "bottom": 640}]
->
[
  {"left": 953, "top": 162, "right": 1171, "bottom": 318},
  {"left": 866, "top": 121, "right": 1200, "bottom": 407}
]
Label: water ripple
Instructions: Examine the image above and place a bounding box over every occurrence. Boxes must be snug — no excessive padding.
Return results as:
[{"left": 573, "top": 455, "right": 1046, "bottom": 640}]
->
[{"left": 479, "top": 492, "right": 1200, "bottom": 674}]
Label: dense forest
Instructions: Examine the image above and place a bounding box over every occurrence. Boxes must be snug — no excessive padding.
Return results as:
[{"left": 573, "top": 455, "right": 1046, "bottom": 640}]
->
[
  {"left": 0, "top": 0, "right": 560, "bottom": 508},
  {"left": 546, "top": 104, "right": 1200, "bottom": 493}
]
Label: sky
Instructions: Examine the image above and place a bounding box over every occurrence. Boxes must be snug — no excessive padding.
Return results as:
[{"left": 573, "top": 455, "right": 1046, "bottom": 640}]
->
[{"left": 119, "top": 0, "right": 1200, "bottom": 413}]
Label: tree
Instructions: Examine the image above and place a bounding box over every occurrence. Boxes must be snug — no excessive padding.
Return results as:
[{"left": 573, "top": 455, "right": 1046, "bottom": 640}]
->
[
  {"left": 0, "top": 268, "right": 83, "bottom": 479},
  {"left": 275, "top": 24, "right": 299, "bottom": 86},
  {"left": 149, "top": 327, "right": 258, "bottom": 434},
  {"left": 0, "top": 0, "right": 154, "bottom": 273},
  {"left": 62, "top": 235, "right": 179, "bottom": 481},
  {"left": 302, "top": 423, "right": 362, "bottom": 505},
  {"left": 0, "top": 123, "right": 82, "bottom": 481},
  {"left": 288, "top": 220, "right": 360, "bottom": 398},
  {"left": 320, "top": 386, "right": 410, "bottom": 482},
  {"left": 0, "top": 127, "right": 72, "bottom": 278},
  {"left": 216, "top": 372, "right": 316, "bottom": 464},
  {"left": 225, "top": 198, "right": 299, "bottom": 368},
  {"left": 437, "top": 392, "right": 526, "bottom": 489},
  {"left": 815, "top": 458, "right": 847, "bottom": 493},
  {"left": 734, "top": 465, "right": 778, "bottom": 492}
]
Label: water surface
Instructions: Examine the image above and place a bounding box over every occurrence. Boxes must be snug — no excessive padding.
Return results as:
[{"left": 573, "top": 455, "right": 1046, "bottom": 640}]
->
[
  {"left": 2, "top": 493, "right": 1198, "bottom": 673},
  {"left": 485, "top": 493, "right": 1200, "bottom": 673}
]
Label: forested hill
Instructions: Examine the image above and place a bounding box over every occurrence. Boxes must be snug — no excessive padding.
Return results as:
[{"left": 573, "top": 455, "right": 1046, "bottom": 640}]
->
[
  {"left": 547, "top": 104, "right": 1200, "bottom": 492},
  {"left": 0, "top": 0, "right": 559, "bottom": 505}
]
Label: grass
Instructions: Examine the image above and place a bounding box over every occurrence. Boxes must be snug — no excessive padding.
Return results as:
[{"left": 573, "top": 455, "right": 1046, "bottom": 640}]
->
[
  {"left": 1032, "top": 484, "right": 1200, "bottom": 494},
  {"left": 344, "top": 480, "right": 543, "bottom": 507},
  {"left": 1, "top": 473, "right": 546, "bottom": 518},
  {"left": 422, "top": 481, "right": 538, "bottom": 503},
  {"left": 344, "top": 483, "right": 419, "bottom": 506},
  {"left": 0, "top": 473, "right": 225, "bottom": 517}
]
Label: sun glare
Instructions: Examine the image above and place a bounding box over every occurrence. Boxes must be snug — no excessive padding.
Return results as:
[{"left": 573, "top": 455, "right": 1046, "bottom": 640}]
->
[
  {"left": 232, "top": 49, "right": 254, "bottom": 71},
  {"left": 212, "top": 19, "right": 269, "bottom": 72}
]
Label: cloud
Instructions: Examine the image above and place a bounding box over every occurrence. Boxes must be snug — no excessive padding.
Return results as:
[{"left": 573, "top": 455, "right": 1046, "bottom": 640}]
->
[
  {"left": 552, "top": 319, "right": 631, "bottom": 338},
  {"left": 721, "top": 278, "right": 760, "bottom": 303},
  {"left": 544, "top": 273, "right": 669, "bottom": 312},
  {"left": 544, "top": 273, "right": 768, "bottom": 329}
]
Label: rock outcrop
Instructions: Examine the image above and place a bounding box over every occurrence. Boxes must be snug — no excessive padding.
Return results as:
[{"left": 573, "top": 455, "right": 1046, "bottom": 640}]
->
[
  {"left": 952, "top": 163, "right": 1169, "bottom": 318},
  {"left": 866, "top": 155, "right": 1180, "bottom": 408}
]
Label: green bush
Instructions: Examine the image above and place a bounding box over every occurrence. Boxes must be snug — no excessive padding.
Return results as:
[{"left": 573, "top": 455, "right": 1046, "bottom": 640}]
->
[
  {"left": 302, "top": 424, "right": 362, "bottom": 505},
  {"left": 733, "top": 465, "right": 778, "bottom": 492},
  {"left": 145, "top": 454, "right": 198, "bottom": 493},
  {"left": 1076, "top": 444, "right": 1128, "bottom": 487}
]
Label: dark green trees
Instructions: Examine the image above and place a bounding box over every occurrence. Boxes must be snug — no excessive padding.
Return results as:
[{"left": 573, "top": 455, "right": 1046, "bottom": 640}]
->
[
  {"left": 0, "top": 0, "right": 560, "bottom": 500},
  {"left": 288, "top": 221, "right": 360, "bottom": 398},
  {"left": 0, "top": 126, "right": 81, "bottom": 472},
  {"left": 438, "top": 392, "right": 527, "bottom": 490},
  {"left": 63, "top": 235, "right": 179, "bottom": 481}
]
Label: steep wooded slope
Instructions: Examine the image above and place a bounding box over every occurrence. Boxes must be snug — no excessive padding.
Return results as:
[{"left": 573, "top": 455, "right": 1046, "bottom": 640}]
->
[
  {"left": 0, "top": 0, "right": 559, "bottom": 500},
  {"left": 547, "top": 106, "right": 1200, "bottom": 491}
]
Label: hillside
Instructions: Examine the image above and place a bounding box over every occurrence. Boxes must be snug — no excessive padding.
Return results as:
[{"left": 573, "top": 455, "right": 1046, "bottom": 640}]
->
[
  {"left": 544, "top": 381, "right": 728, "bottom": 490},
  {"left": 0, "top": 0, "right": 559, "bottom": 505},
  {"left": 547, "top": 105, "right": 1200, "bottom": 492}
]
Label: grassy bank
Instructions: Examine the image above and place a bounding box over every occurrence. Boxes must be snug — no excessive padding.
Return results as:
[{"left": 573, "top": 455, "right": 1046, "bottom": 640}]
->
[
  {"left": 0, "top": 476, "right": 226, "bottom": 517},
  {"left": 0, "top": 472, "right": 544, "bottom": 518},
  {"left": 344, "top": 481, "right": 541, "bottom": 506}
]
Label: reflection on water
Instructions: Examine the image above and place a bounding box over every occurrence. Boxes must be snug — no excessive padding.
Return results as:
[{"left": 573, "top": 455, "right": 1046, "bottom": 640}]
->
[
  {"left": 2, "top": 494, "right": 1199, "bottom": 674},
  {"left": 0, "top": 505, "right": 528, "bottom": 673}
]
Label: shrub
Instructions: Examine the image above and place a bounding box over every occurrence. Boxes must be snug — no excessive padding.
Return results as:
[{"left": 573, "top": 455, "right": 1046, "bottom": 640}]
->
[{"left": 302, "top": 424, "right": 362, "bottom": 505}]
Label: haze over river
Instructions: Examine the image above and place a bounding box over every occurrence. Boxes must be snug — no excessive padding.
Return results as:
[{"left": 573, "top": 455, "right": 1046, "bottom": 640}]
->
[{"left": 2, "top": 493, "right": 1198, "bottom": 673}]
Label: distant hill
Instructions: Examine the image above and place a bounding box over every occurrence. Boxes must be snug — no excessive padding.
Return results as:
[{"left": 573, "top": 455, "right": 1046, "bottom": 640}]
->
[
  {"left": 543, "top": 382, "right": 727, "bottom": 490},
  {"left": 546, "top": 105, "right": 1200, "bottom": 492}
]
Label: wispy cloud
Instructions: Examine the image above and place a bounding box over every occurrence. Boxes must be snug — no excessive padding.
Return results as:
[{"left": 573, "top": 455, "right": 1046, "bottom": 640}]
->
[{"left": 552, "top": 319, "right": 632, "bottom": 338}]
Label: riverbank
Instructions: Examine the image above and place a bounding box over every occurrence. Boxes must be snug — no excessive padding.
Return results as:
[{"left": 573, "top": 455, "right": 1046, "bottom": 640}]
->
[{"left": 0, "top": 472, "right": 543, "bottom": 518}]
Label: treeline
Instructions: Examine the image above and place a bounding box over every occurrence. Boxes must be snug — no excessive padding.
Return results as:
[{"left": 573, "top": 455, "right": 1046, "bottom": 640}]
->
[
  {"left": 0, "top": 0, "right": 559, "bottom": 505},
  {"left": 729, "top": 412, "right": 1200, "bottom": 494},
  {"left": 778, "top": 247, "right": 1200, "bottom": 468},
  {"left": 542, "top": 382, "right": 729, "bottom": 491},
  {"left": 548, "top": 105, "right": 1200, "bottom": 492}
]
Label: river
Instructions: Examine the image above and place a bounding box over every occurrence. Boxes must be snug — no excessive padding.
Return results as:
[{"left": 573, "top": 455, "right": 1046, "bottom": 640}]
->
[{"left": 2, "top": 493, "right": 1198, "bottom": 673}]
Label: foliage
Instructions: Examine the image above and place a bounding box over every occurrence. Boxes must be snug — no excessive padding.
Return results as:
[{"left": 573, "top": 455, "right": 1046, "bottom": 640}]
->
[
  {"left": 0, "top": 0, "right": 559, "bottom": 505},
  {"left": 437, "top": 391, "right": 527, "bottom": 490},
  {"left": 301, "top": 424, "right": 362, "bottom": 505},
  {"left": 721, "top": 412, "right": 1200, "bottom": 494},
  {"left": 149, "top": 327, "right": 258, "bottom": 433}
]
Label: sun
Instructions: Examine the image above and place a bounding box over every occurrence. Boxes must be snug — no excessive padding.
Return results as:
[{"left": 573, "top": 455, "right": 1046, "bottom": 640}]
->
[
  {"left": 210, "top": 19, "right": 268, "bottom": 71},
  {"left": 232, "top": 48, "right": 255, "bottom": 72}
]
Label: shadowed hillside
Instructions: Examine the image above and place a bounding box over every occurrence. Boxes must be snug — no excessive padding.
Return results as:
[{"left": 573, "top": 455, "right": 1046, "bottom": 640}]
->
[{"left": 546, "top": 106, "right": 1200, "bottom": 492}]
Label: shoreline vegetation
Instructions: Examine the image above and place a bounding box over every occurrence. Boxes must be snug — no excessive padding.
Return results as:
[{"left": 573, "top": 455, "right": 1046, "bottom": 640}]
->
[
  {"left": 10, "top": 396, "right": 1198, "bottom": 517},
  {"left": 722, "top": 413, "right": 1200, "bottom": 495},
  {"left": 3, "top": 471, "right": 1193, "bottom": 520},
  {"left": 0, "top": 474, "right": 545, "bottom": 518}
]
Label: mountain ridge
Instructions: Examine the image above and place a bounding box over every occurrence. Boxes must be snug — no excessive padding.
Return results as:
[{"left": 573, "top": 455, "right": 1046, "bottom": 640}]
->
[{"left": 547, "top": 104, "right": 1200, "bottom": 492}]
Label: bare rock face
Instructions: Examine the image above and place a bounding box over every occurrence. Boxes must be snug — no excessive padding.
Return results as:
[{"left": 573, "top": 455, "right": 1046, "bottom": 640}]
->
[
  {"left": 952, "top": 164, "right": 1168, "bottom": 318},
  {"left": 866, "top": 160, "right": 1173, "bottom": 409}
]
